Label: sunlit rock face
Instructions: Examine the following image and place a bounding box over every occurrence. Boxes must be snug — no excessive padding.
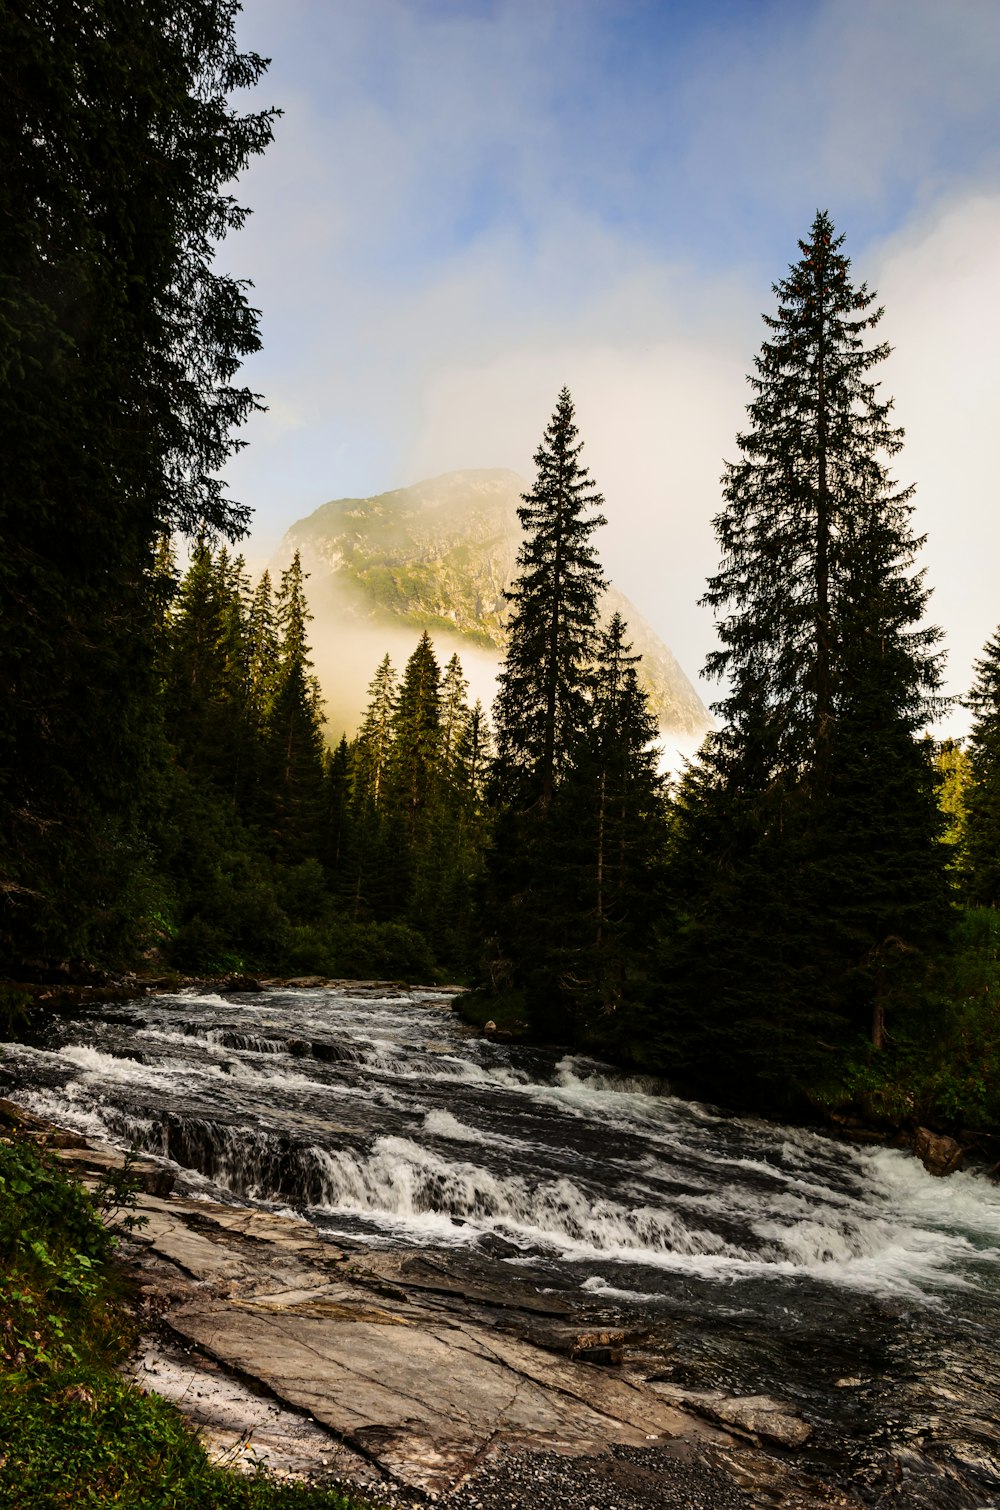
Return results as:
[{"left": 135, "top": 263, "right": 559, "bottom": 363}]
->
[{"left": 278, "top": 468, "right": 711, "bottom": 742}]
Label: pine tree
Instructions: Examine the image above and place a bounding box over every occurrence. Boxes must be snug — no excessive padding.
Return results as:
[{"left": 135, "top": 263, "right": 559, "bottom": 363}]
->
[
  {"left": 348, "top": 654, "right": 398, "bottom": 919},
  {"left": 320, "top": 735, "right": 354, "bottom": 879},
  {"left": 962, "top": 632, "right": 1000, "bottom": 907},
  {"left": 163, "top": 539, "right": 249, "bottom": 792},
  {"left": 665, "top": 212, "right": 949, "bottom": 1097},
  {"left": 0, "top": 1, "right": 275, "bottom": 967},
  {"left": 386, "top": 633, "right": 442, "bottom": 844},
  {"left": 580, "top": 616, "right": 665, "bottom": 1007},
  {"left": 541, "top": 615, "right": 665, "bottom": 1039},
  {"left": 493, "top": 387, "right": 608, "bottom": 811},
  {"left": 439, "top": 655, "right": 473, "bottom": 790},
  {"left": 261, "top": 552, "right": 326, "bottom": 864},
  {"left": 483, "top": 389, "right": 609, "bottom": 1032}
]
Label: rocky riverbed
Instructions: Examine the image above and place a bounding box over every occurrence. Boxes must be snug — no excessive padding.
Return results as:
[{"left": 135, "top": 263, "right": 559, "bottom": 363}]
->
[
  {"left": 3, "top": 983, "right": 1000, "bottom": 1508},
  {"left": 7, "top": 1107, "right": 869, "bottom": 1508}
]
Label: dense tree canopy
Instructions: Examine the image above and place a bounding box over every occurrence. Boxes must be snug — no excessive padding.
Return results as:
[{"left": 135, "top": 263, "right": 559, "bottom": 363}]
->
[
  {"left": 962, "top": 630, "right": 1000, "bottom": 907},
  {"left": 0, "top": 0, "right": 276, "bottom": 967},
  {"left": 663, "top": 212, "right": 950, "bottom": 1099}
]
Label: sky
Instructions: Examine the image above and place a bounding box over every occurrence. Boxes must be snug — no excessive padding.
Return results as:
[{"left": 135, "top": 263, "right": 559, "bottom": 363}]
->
[{"left": 219, "top": 0, "right": 1000, "bottom": 736}]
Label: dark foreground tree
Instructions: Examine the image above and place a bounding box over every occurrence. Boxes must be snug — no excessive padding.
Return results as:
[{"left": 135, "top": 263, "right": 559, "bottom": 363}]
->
[
  {"left": 554, "top": 614, "right": 666, "bottom": 1043},
  {"left": 0, "top": 0, "right": 276, "bottom": 967},
  {"left": 492, "top": 387, "right": 607, "bottom": 811},
  {"left": 482, "top": 389, "right": 613, "bottom": 1035},
  {"left": 962, "top": 629, "right": 1000, "bottom": 907},
  {"left": 663, "top": 212, "right": 949, "bottom": 1101}
]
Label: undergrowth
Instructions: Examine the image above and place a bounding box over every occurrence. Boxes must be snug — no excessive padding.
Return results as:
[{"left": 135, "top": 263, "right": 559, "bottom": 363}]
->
[
  {"left": 0, "top": 1129, "right": 378, "bottom": 1510},
  {"left": 811, "top": 906, "right": 1000, "bottom": 1135}
]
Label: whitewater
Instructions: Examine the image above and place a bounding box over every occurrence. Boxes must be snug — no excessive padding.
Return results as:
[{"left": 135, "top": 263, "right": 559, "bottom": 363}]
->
[{"left": 2, "top": 982, "right": 999, "bottom": 1504}]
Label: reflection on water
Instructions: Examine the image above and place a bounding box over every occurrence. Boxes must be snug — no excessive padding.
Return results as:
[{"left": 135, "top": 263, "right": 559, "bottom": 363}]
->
[{"left": 3, "top": 984, "right": 1000, "bottom": 1507}]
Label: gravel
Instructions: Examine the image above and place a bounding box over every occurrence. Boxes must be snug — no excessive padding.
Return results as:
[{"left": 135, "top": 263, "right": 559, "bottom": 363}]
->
[{"left": 335, "top": 1444, "right": 756, "bottom": 1510}]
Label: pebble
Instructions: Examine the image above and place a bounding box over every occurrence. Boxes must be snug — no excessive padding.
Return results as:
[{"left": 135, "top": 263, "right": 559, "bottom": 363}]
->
[{"left": 332, "top": 1445, "right": 755, "bottom": 1510}]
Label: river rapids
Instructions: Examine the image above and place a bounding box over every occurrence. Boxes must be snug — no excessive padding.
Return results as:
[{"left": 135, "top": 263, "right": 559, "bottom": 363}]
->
[{"left": 3, "top": 983, "right": 1000, "bottom": 1507}]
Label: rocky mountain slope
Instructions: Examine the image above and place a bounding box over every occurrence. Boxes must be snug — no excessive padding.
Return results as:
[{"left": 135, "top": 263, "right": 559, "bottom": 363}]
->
[{"left": 280, "top": 468, "right": 710, "bottom": 741}]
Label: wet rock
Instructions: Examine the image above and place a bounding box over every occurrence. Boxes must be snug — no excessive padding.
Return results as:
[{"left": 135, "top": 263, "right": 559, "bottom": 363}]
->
[
  {"left": 353, "top": 1250, "right": 577, "bottom": 1317},
  {"left": 0, "top": 1097, "right": 50, "bottom": 1132},
  {"left": 8, "top": 1113, "right": 839, "bottom": 1505},
  {"left": 286, "top": 976, "right": 328, "bottom": 989},
  {"left": 56, "top": 1144, "right": 176, "bottom": 1198},
  {"left": 222, "top": 975, "right": 264, "bottom": 993},
  {"left": 648, "top": 1384, "right": 812, "bottom": 1448},
  {"left": 914, "top": 1126, "right": 964, "bottom": 1176},
  {"left": 521, "top": 1322, "right": 625, "bottom": 1366}
]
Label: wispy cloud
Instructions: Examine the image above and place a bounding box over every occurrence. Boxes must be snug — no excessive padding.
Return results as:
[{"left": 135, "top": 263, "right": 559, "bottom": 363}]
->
[{"left": 222, "top": 0, "right": 1000, "bottom": 723}]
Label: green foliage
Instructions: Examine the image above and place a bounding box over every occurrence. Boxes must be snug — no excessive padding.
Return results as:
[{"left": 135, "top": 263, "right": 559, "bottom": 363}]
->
[
  {"left": 0, "top": 0, "right": 276, "bottom": 973},
  {"left": 0, "top": 1132, "right": 375, "bottom": 1510},
  {"left": 492, "top": 387, "right": 608, "bottom": 811},
  {"left": 960, "top": 631, "right": 1000, "bottom": 907},
  {"left": 285, "top": 921, "right": 436, "bottom": 982},
  {"left": 934, "top": 737, "right": 970, "bottom": 856},
  {"left": 0, "top": 1135, "right": 119, "bottom": 1375},
  {"left": 481, "top": 398, "right": 667, "bottom": 1046},
  {"left": 659, "top": 212, "right": 950, "bottom": 1105},
  {"left": 811, "top": 908, "right": 1000, "bottom": 1132}
]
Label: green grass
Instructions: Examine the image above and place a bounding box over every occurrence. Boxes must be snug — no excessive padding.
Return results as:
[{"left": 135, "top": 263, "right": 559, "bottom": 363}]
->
[{"left": 0, "top": 1130, "right": 381, "bottom": 1510}]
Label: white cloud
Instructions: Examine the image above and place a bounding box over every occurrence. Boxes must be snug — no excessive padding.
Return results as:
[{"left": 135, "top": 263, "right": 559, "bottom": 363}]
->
[
  {"left": 873, "top": 191, "right": 1000, "bottom": 722},
  {"left": 219, "top": 2, "right": 1000, "bottom": 734}
]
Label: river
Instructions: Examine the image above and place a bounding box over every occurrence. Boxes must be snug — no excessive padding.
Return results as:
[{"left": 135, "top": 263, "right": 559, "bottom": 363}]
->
[{"left": 3, "top": 983, "right": 1000, "bottom": 1507}]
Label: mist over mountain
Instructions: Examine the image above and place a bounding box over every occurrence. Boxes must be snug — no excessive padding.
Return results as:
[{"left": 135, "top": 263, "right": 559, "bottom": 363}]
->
[{"left": 278, "top": 468, "right": 710, "bottom": 744}]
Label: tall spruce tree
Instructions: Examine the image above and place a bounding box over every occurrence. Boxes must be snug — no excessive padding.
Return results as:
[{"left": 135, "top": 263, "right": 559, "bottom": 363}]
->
[
  {"left": 492, "top": 387, "right": 608, "bottom": 811},
  {"left": 0, "top": 1, "right": 275, "bottom": 967},
  {"left": 348, "top": 655, "right": 398, "bottom": 919},
  {"left": 665, "top": 212, "right": 948, "bottom": 1099},
  {"left": 484, "top": 389, "right": 609, "bottom": 1034},
  {"left": 962, "top": 631, "right": 1000, "bottom": 907}
]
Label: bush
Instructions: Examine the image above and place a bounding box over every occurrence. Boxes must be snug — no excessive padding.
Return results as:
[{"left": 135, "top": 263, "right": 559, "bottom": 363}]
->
[{"left": 0, "top": 1129, "right": 375, "bottom": 1509}]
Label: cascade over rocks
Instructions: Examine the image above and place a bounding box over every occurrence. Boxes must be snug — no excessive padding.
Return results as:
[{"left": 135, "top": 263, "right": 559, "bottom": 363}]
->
[{"left": 18, "top": 1122, "right": 851, "bottom": 1507}]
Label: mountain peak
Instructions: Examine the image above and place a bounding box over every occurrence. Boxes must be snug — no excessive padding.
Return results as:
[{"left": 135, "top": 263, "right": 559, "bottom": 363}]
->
[{"left": 280, "top": 469, "right": 710, "bottom": 741}]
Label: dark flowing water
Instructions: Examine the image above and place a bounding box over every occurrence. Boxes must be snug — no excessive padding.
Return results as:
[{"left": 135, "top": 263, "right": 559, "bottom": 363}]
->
[{"left": 3, "top": 985, "right": 1000, "bottom": 1507}]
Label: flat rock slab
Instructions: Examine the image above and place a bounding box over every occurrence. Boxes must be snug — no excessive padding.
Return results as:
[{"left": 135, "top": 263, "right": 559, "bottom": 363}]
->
[
  {"left": 39, "top": 1134, "right": 858, "bottom": 1505},
  {"left": 170, "top": 1302, "right": 709, "bottom": 1493}
]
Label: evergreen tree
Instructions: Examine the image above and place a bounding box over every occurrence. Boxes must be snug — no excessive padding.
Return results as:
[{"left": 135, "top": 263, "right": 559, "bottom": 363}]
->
[
  {"left": 439, "top": 655, "right": 473, "bottom": 789},
  {"left": 962, "top": 632, "right": 1000, "bottom": 906},
  {"left": 320, "top": 736, "right": 354, "bottom": 879},
  {"left": 567, "top": 614, "right": 665, "bottom": 1028},
  {"left": 665, "top": 212, "right": 949, "bottom": 1098},
  {"left": 493, "top": 387, "right": 608, "bottom": 811},
  {"left": 386, "top": 633, "right": 442, "bottom": 846},
  {"left": 163, "top": 539, "right": 249, "bottom": 793},
  {"left": 261, "top": 553, "right": 326, "bottom": 864},
  {"left": 348, "top": 655, "right": 398, "bottom": 919},
  {"left": 483, "top": 389, "right": 609, "bottom": 1033},
  {"left": 0, "top": 1, "right": 275, "bottom": 966},
  {"left": 934, "top": 737, "right": 970, "bottom": 862}
]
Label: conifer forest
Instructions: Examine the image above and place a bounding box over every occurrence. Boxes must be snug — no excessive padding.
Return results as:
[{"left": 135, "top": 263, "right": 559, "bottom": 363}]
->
[{"left": 4, "top": 0, "right": 1000, "bottom": 1142}]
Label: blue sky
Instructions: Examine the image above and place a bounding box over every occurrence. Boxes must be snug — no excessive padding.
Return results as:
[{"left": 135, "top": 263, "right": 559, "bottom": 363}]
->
[{"left": 220, "top": 0, "right": 1000, "bottom": 730}]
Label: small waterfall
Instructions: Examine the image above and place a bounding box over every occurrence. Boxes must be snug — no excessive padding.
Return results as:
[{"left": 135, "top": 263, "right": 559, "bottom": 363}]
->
[{"left": 3, "top": 982, "right": 1000, "bottom": 1506}]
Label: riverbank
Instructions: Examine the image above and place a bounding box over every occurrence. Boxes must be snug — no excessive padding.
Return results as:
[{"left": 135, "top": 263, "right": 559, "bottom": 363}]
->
[
  {"left": 3, "top": 979, "right": 1000, "bottom": 1507},
  {"left": 453, "top": 984, "right": 1000, "bottom": 1183},
  {"left": 0, "top": 1097, "right": 867, "bottom": 1509}
]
